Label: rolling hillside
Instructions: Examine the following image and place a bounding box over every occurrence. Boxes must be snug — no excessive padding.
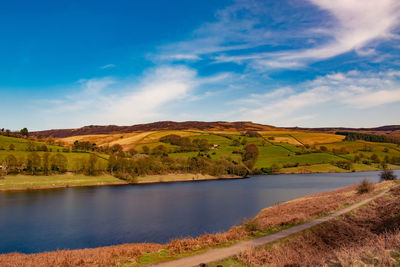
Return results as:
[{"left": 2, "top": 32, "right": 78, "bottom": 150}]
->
[{"left": 3, "top": 121, "right": 400, "bottom": 178}]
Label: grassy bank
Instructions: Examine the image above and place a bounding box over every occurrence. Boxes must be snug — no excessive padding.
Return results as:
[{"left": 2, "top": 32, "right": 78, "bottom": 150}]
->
[
  {"left": 0, "top": 173, "right": 243, "bottom": 191},
  {"left": 0, "top": 180, "right": 396, "bottom": 266},
  {"left": 213, "top": 182, "right": 400, "bottom": 266},
  {"left": 0, "top": 174, "right": 126, "bottom": 191}
]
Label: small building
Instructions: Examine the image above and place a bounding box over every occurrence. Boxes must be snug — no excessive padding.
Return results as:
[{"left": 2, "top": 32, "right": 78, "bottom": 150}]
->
[{"left": 210, "top": 144, "right": 220, "bottom": 150}]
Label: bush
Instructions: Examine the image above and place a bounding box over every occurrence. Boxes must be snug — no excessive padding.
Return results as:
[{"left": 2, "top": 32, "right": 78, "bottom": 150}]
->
[
  {"left": 242, "top": 218, "right": 259, "bottom": 232},
  {"left": 357, "top": 179, "right": 374, "bottom": 194},
  {"left": 334, "top": 160, "right": 353, "bottom": 170},
  {"left": 380, "top": 169, "right": 397, "bottom": 181},
  {"left": 244, "top": 130, "right": 262, "bottom": 138}
]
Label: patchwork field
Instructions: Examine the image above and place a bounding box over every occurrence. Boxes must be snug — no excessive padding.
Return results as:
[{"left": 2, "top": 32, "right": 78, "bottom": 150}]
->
[{"left": 2, "top": 128, "right": 400, "bottom": 179}]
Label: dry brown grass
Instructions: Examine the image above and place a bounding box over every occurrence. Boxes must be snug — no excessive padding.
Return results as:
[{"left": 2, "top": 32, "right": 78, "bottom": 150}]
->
[
  {"left": 237, "top": 185, "right": 400, "bottom": 266},
  {"left": 0, "top": 182, "right": 394, "bottom": 266},
  {"left": 0, "top": 243, "right": 163, "bottom": 267},
  {"left": 250, "top": 181, "right": 392, "bottom": 231},
  {"left": 166, "top": 227, "right": 247, "bottom": 254}
]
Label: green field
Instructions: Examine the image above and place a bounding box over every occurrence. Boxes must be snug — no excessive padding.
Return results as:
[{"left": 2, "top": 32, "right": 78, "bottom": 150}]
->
[
  {"left": 0, "top": 174, "right": 124, "bottom": 190},
  {"left": 1, "top": 130, "right": 400, "bottom": 183},
  {"left": 130, "top": 131, "right": 400, "bottom": 173},
  {"left": 0, "top": 135, "right": 108, "bottom": 172}
]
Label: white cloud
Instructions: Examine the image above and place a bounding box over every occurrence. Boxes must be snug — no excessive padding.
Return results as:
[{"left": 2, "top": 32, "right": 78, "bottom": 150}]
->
[
  {"left": 159, "top": 0, "right": 400, "bottom": 70},
  {"left": 103, "top": 66, "right": 197, "bottom": 124},
  {"left": 39, "top": 65, "right": 231, "bottom": 127},
  {"left": 235, "top": 70, "right": 400, "bottom": 125},
  {"left": 101, "top": 64, "right": 116, "bottom": 69}
]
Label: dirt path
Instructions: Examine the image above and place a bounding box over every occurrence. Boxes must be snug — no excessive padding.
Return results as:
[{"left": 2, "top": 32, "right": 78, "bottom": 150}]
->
[{"left": 152, "top": 189, "right": 389, "bottom": 267}]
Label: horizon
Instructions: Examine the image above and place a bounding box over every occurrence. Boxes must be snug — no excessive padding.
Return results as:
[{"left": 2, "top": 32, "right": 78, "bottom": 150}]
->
[
  {"left": 24, "top": 120, "right": 400, "bottom": 133},
  {"left": 1, "top": 0, "right": 400, "bottom": 131}
]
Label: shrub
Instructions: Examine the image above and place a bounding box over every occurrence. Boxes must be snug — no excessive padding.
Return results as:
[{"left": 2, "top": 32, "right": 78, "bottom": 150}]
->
[
  {"left": 242, "top": 218, "right": 259, "bottom": 232},
  {"left": 244, "top": 130, "right": 262, "bottom": 138},
  {"left": 334, "top": 160, "right": 353, "bottom": 170},
  {"left": 319, "top": 146, "right": 328, "bottom": 152},
  {"left": 380, "top": 169, "right": 397, "bottom": 181},
  {"left": 357, "top": 179, "right": 374, "bottom": 194}
]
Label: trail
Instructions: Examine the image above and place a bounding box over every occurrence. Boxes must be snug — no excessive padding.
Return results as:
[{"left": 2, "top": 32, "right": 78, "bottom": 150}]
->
[{"left": 152, "top": 189, "right": 389, "bottom": 267}]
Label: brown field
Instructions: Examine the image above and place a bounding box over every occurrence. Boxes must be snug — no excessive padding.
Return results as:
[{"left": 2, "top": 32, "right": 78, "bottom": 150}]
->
[
  {"left": 260, "top": 131, "right": 345, "bottom": 145},
  {"left": 0, "top": 181, "right": 395, "bottom": 266},
  {"left": 59, "top": 130, "right": 202, "bottom": 150},
  {"left": 270, "top": 136, "right": 302, "bottom": 146},
  {"left": 236, "top": 184, "right": 400, "bottom": 266},
  {"left": 59, "top": 132, "right": 148, "bottom": 147}
]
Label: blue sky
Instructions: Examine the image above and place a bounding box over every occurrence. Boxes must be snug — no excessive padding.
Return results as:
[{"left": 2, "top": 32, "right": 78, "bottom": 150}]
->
[{"left": 1, "top": 0, "right": 400, "bottom": 130}]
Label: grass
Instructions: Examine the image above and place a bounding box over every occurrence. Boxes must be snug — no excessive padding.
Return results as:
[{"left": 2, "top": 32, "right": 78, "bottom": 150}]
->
[
  {"left": 0, "top": 150, "right": 108, "bottom": 171},
  {"left": 230, "top": 184, "right": 400, "bottom": 266},
  {"left": 279, "top": 163, "right": 347, "bottom": 173},
  {"left": 0, "top": 173, "right": 241, "bottom": 191},
  {"left": 3, "top": 131, "right": 400, "bottom": 178},
  {"left": 0, "top": 174, "right": 125, "bottom": 190}
]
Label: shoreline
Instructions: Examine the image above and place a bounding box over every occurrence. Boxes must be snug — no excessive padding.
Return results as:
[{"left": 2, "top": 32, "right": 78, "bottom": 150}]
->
[
  {"left": 1, "top": 167, "right": 398, "bottom": 192},
  {"left": 0, "top": 174, "right": 244, "bottom": 192}
]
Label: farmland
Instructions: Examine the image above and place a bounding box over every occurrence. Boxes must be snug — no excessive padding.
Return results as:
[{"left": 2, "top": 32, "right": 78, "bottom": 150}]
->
[
  {"left": 1, "top": 125, "right": 400, "bottom": 191},
  {"left": 57, "top": 128, "right": 400, "bottom": 174}
]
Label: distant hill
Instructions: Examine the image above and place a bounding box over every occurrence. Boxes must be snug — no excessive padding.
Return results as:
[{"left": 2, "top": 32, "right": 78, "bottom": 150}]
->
[
  {"left": 31, "top": 121, "right": 400, "bottom": 138},
  {"left": 31, "top": 121, "right": 280, "bottom": 138}
]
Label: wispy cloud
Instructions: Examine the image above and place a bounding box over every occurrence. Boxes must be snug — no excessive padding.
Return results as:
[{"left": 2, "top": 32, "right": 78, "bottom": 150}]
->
[
  {"left": 235, "top": 70, "right": 400, "bottom": 125},
  {"left": 39, "top": 65, "right": 231, "bottom": 127},
  {"left": 101, "top": 64, "right": 116, "bottom": 69},
  {"left": 159, "top": 0, "right": 400, "bottom": 70}
]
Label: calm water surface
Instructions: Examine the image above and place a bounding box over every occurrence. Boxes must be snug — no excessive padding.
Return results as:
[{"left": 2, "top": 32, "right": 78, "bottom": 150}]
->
[{"left": 1, "top": 170, "right": 398, "bottom": 254}]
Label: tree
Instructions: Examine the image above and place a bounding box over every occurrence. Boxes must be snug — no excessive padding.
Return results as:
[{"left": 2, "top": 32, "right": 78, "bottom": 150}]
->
[
  {"left": 3, "top": 154, "right": 18, "bottom": 174},
  {"left": 26, "top": 141, "right": 35, "bottom": 151},
  {"left": 50, "top": 153, "right": 68, "bottom": 173},
  {"left": 128, "top": 148, "right": 137, "bottom": 156},
  {"left": 42, "top": 152, "right": 50, "bottom": 175},
  {"left": 152, "top": 145, "right": 167, "bottom": 156},
  {"left": 84, "top": 154, "right": 98, "bottom": 176},
  {"left": 244, "top": 131, "right": 262, "bottom": 138},
  {"left": 27, "top": 152, "right": 41, "bottom": 175},
  {"left": 20, "top": 128, "right": 29, "bottom": 137},
  {"left": 243, "top": 144, "right": 259, "bottom": 169},
  {"left": 110, "top": 144, "right": 123, "bottom": 154}
]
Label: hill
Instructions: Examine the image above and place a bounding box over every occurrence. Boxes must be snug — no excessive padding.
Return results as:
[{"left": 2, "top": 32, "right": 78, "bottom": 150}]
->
[
  {"left": 2, "top": 121, "right": 400, "bottom": 186},
  {"left": 32, "top": 121, "right": 400, "bottom": 143},
  {"left": 31, "top": 121, "right": 280, "bottom": 138}
]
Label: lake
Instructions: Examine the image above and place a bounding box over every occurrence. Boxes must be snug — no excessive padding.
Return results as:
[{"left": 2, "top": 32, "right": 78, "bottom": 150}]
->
[{"left": 0, "top": 170, "right": 398, "bottom": 254}]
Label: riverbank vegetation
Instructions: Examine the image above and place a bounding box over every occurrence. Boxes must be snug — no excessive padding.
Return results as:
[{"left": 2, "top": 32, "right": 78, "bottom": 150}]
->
[
  {"left": 220, "top": 183, "right": 400, "bottom": 266},
  {"left": 0, "top": 180, "right": 396, "bottom": 266}
]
